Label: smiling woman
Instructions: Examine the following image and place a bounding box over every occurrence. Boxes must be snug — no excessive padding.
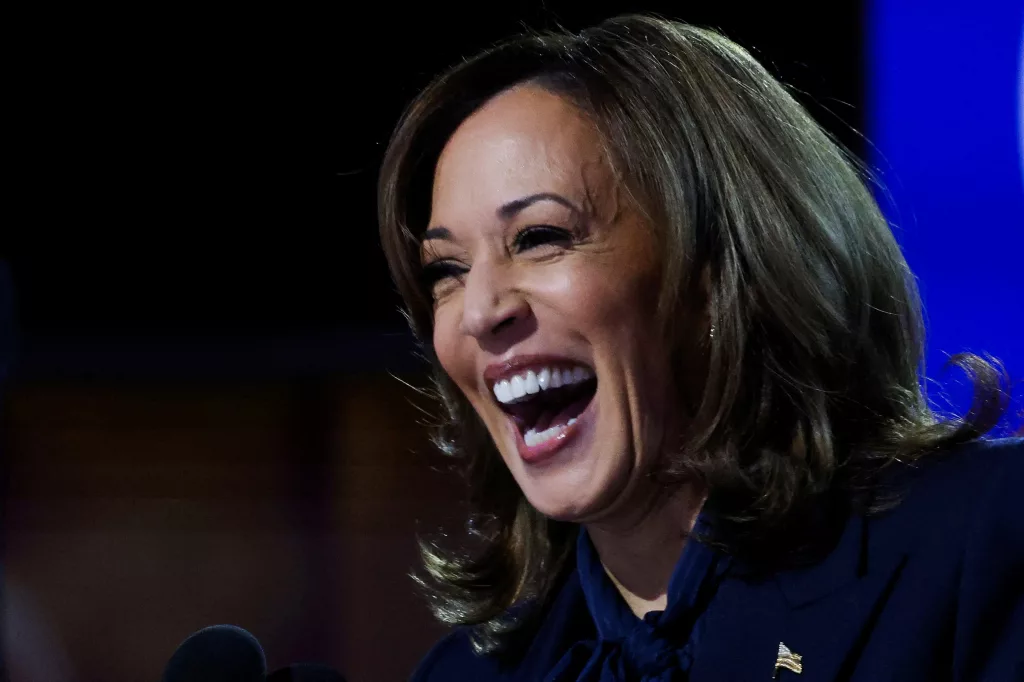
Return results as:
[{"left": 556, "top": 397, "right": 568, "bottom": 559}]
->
[
  {"left": 378, "top": 15, "right": 1023, "bottom": 682},
  {"left": 422, "top": 86, "right": 675, "bottom": 525}
]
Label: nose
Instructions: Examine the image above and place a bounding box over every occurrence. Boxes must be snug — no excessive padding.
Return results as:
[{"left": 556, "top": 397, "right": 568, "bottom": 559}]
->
[{"left": 459, "top": 259, "right": 531, "bottom": 340}]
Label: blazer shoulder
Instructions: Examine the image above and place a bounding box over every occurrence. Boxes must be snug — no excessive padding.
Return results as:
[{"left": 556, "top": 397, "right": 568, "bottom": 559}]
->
[
  {"left": 886, "top": 437, "right": 1024, "bottom": 680},
  {"left": 409, "top": 627, "right": 499, "bottom": 682},
  {"left": 898, "top": 436, "right": 1022, "bottom": 500},
  {"left": 872, "top": 437, "right": 1023, "bottom": 552},
  {"left": 408, "top": 569, "right": 589, "bottom": 681}
]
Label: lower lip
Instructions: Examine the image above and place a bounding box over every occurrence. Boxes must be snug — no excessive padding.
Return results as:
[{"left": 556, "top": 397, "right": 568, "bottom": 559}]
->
[{"left": 512, "top": 396, "right": 596, "bottom": 464}]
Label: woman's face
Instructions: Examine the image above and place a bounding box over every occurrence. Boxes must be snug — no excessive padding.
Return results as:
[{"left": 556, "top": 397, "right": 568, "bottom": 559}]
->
[{"left": 423, "top": 84, "right": 683, "bottom": 522}]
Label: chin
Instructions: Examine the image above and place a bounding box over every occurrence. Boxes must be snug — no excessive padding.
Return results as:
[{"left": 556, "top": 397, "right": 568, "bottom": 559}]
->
[
  {"left": 522, "top": 489, "right": 600, "bottom": 523},
  {"left": 511, "top": 450, "right": 631, "bottom": 523}
]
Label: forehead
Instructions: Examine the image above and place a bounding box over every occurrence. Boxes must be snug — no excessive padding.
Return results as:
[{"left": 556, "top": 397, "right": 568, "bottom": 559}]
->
[{"left": 430, "top": 84, "right": 610, "bottom": 223}]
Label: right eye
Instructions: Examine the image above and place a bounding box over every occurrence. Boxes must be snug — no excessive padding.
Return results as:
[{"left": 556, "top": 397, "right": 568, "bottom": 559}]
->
[{"left": 420, "top": 260, "right": 468, "bottom": 298}]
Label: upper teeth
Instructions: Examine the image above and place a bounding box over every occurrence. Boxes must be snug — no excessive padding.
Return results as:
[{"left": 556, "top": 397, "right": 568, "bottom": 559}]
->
[{"left": 492, "top": 366, "right": 594, "bottom": 404}]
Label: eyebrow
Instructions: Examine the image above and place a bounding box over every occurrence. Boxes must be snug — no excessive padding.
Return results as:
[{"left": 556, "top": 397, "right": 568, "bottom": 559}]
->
[
  {"left": 496, "top": 192, "right": 581, "bottom": 220},
  {"left": 421, "top": 192, "right": 582, "bottom": 243}
]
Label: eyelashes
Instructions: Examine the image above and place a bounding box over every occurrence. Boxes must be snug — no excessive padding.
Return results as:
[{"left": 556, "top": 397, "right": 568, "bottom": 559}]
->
[
  {"left": 510, "top": 225, "right": 574, "bottom": 251},
  {"left": 420, "top": 224, "right": 576, "bottom": 299},
  {"left": 419, "top": 259, "right": 468, "bottom": 291}
]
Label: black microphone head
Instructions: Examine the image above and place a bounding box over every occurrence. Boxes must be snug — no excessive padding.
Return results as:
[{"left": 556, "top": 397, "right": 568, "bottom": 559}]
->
[
  {"left": 162, "top": 624, "right": 267, "bottom": 682},
  {"left": 267, "top": 663, "right": 347, "bottom": 682}
]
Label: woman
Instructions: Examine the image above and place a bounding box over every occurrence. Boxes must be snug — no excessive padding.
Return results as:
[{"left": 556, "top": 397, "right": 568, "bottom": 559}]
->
[{"left": 378, "top": 15, "right": 1022, "bottom": 681}]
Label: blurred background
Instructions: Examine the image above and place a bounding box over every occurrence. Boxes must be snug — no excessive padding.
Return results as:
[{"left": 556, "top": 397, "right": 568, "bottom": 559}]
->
[{"left": 2, "top": 1, "right": 1021, "bottom": 680}]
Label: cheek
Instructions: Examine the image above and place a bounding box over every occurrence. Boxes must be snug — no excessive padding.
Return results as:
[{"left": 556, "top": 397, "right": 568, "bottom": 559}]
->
[
  {"left": 556, "top": 268, "right": 657, "bottom": 338},
  {"left": 529, "top": 264, "right": 629, "bottom": 325},
  {"left": 432, "top": 304, "right": 471, "bottom": 386}
]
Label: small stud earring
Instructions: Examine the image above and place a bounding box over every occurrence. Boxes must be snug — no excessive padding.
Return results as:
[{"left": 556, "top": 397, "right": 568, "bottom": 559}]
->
[{"left": 709, "top": 324, "right": 716, "bottom": 340}]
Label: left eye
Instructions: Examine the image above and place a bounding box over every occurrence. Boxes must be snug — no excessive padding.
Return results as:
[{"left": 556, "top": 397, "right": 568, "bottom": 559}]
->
[{"left": 512, "top": 226, "right": 574, "bottom": 252}]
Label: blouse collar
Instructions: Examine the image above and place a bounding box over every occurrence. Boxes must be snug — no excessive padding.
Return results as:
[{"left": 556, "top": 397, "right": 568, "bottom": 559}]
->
[{"left": 574, "top": 513, "right": 724, "bottom": 642}]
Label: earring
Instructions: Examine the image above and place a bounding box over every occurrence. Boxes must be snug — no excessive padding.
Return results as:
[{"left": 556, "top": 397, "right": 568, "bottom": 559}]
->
[{"left": 709, "top": 324, "right": 716, "bottom": 340}]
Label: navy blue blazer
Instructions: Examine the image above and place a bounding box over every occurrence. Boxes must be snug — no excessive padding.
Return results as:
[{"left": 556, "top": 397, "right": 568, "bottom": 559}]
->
[{"left": 411, "top": 437, "right": 1023, "bottom": 681}]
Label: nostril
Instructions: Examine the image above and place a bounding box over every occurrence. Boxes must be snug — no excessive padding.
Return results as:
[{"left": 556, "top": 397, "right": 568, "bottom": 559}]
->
[{"left": 491, "top": 315, "right": 518, "bottom": 335}]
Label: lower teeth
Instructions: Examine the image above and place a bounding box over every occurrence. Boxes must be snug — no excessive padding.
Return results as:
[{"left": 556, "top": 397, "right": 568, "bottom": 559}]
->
[{"left": 524, "top": 417, "right": 578, "bottom": 448}]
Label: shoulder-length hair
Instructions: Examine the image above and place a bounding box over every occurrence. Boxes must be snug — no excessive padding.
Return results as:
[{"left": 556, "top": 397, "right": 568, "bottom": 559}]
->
[{"left": 377, "top": 15, "right": 1006, "bottom": 654}]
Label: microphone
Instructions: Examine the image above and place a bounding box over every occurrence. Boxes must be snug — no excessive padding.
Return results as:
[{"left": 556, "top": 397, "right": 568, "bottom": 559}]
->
[
  {"left": 267, "top": 663, "right": 348, "bottom": 681},
  {"left": 162, "top": 624, "right": 267, "bottom": 682}
]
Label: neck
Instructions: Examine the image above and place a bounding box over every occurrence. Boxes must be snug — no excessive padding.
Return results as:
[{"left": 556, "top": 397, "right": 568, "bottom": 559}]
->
[{"left": 585, "top": 479, "right": 706, "bottom": 618}]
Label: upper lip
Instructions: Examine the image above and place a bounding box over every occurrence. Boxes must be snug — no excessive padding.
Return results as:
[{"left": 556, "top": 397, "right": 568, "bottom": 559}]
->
[{"left": 482, "top": 354, "right": 594, "bottom": 390}]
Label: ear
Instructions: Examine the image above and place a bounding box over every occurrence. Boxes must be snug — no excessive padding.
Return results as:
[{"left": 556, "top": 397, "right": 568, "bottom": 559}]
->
[
  {"left": 684, "top": 264, "right": 713, "bottom": 347},
  {"left": 664, "top": 264, "right": 716, "bottom": 423}
]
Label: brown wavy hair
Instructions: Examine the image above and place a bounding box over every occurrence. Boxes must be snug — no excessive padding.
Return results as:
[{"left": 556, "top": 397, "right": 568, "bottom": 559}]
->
[{"left": 377, "top": 15, "right": 1007, "bottom": 654}]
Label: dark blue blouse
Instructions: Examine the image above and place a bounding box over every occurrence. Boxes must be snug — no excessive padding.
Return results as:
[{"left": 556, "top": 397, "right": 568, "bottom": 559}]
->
[{"left": 545, "top": 523, "right": 728, "bottom": 680}]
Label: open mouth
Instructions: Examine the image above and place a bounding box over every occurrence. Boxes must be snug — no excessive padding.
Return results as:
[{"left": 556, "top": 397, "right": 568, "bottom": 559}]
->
[{"left": 490, "top": 365, "right": 598, "bottom": 449}]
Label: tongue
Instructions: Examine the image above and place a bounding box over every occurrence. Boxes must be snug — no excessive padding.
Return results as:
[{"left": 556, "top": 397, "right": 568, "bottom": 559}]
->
[{"left": 533, "top": 390, "right": 593, "bottom": 433}]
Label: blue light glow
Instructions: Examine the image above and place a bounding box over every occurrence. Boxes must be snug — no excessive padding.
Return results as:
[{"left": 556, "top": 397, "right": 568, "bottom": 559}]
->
[{"left": 868, "top": 0, "right": 1024, "bottom": 431}]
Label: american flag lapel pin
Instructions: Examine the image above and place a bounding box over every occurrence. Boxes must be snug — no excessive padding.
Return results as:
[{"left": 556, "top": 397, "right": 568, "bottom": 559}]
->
[{"left": 775, "top": 642, "right": 803, "bottom": 676}]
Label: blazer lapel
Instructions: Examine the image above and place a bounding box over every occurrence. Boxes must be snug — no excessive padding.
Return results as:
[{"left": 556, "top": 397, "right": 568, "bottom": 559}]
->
[
  {"left": 692, "top": 514, "right": 908, "bottom": 681},
  {"left": 691, "top": 570, "right": 792, "bottom": 681},
  {"left": 773, "top": 514, "right": 908, "bottom": 681}
]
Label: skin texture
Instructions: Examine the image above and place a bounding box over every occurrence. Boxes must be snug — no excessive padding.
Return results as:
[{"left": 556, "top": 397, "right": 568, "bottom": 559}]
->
[{"left": 423, "top": 84, "right": 705, "bottom": 615}]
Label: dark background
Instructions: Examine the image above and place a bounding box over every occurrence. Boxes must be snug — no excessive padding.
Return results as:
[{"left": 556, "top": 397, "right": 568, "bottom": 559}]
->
[
  {"left": 8, "top": 2, "right": 863, "bottom": 346},
  {"left": 2, "top": 2, "right": 865, "bottom": 680}
]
